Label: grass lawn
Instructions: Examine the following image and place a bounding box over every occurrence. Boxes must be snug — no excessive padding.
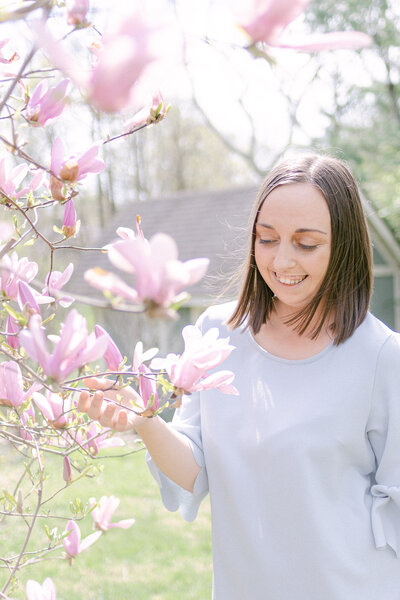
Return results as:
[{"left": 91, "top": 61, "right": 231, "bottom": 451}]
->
[{"left": 0, "top": 440, "right": 212, "bottom": 599}]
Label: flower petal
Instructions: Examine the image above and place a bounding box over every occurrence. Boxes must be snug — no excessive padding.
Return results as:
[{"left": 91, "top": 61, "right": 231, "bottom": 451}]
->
[
  {"left": 277, "top": 31, "right": 373, "bottom": 51},
  {"left": 240, "top": 0, "right": 311, "bottom": 44},
  {"left": 108, "top": 518, "right": 135, "bottom": 529},
  {"left": 79, "top": 530, "right": 102, "bottom": 553}
]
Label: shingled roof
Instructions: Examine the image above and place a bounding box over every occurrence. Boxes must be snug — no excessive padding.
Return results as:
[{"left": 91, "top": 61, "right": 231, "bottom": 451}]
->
[{"left": 71, "top": 185, "right": 259, "bottom": 305}]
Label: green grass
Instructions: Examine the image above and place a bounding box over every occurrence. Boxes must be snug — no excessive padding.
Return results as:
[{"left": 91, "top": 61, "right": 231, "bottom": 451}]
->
[{"left": 0, "top": 441, "right": 212, "bottom": 599}]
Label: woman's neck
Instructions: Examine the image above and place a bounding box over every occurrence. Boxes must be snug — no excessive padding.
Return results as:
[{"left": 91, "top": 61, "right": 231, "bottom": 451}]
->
[{"left": 253, "top": 303, "right": 334, "bottom": 360}]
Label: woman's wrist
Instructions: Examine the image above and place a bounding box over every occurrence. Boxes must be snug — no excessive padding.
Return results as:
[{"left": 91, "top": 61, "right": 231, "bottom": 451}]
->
[{"left": 133, "top": 412, "right": 159, "bottom": 434}]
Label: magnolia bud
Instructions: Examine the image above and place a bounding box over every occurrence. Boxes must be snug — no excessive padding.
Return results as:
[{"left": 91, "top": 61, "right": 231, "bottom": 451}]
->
[
  {"left": 17, "top": 489, "right": 23, "bottom": 514},
  {"left": 63, "top": 456, "right": 73, "bottom": 485}
]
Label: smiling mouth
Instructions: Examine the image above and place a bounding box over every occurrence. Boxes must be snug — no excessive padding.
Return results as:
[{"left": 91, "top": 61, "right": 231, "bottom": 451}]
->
[{"left": 274, "top": 272, "right": 308, "bottom": 286}]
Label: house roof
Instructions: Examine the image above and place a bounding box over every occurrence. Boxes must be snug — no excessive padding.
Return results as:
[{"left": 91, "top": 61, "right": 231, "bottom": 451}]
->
[{"left": 69, "top": 185, "right": 400, "bottom": 307}]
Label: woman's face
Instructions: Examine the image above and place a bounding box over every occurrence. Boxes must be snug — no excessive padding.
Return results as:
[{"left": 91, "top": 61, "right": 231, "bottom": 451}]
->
[{"left": 254, "top": 182, "right": 332, "bottom": 313}]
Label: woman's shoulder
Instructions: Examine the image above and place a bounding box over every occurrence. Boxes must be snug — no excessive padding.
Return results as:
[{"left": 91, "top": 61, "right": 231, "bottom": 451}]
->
[
  {"left": 351, "top": 312, "right": 400, "bottom": 358},
  {"left": 196, "top": 301, "right": 238, "bottom": 334}
]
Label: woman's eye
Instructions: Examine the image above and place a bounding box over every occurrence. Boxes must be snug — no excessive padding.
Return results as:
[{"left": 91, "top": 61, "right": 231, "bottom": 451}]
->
[
  {"left": 297, "top": 243, "right": 318, "bottom": 251},
  {"left": 258, "top": 239, "right": 277, "bottom": 245}
]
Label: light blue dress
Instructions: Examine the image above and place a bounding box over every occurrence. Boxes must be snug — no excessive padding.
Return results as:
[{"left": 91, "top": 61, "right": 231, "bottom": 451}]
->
[{"left": 147, "top": 302, "right": 400, "bottom": 599}]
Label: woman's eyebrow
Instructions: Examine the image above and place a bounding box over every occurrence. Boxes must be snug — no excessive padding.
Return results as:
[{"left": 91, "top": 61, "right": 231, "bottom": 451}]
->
[
  {"left": 255, "top": 223, "right": 275, "bottom": 229},
  {"left": 256, "top": 223, "right": 328, "bottom": 235},
  {"left": 295, "top": 227, "right": 328, "bottom": 235}
]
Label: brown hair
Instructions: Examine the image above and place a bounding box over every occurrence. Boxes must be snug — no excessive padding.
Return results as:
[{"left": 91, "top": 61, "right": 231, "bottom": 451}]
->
[{"left": 227, "top": 154, "right": 373, "bottom": 345}]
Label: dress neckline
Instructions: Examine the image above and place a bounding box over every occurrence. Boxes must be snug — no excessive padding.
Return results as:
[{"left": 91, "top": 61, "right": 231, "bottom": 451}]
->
[{"left": 247, "top": 329, "right": 335, "bottom": 365}]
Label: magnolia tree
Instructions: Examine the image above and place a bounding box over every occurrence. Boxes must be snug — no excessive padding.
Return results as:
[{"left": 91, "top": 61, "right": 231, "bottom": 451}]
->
[{"left": 0, "top": 1, "right": 371, "bottom": 598}]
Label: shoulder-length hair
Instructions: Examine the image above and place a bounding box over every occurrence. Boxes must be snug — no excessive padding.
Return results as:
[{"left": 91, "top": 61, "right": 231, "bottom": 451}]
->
[{"left": 227, "top": 154, "right": 373, "bottom": 345}]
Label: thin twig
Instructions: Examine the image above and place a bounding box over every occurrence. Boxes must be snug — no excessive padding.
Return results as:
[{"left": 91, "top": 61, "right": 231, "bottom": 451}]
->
[
  {"left": 1, "top": 439, "right": 43, "bottom": 594},
  {"left": 0, "top": 47, "right": 36, "bottom": 115}
]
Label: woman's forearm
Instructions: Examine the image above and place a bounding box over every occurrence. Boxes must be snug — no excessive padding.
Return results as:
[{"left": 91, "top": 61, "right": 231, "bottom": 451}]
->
[{"left": 134, "top": 415, "right": 201, "bottom": 493}]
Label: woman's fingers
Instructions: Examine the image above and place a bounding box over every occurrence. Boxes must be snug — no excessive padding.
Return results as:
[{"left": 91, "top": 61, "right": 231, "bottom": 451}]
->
[
  {"left": 78, "top": 390, "right": 91, "bottom": 413},
  {"left": 83, "top": 376, "right": 138, "bottom": 406},
  {"left": 86, "top": 390, "right": 105, "bottom": 420},
  {"left": 78, "top": 382, "right": 139, "bottom": 432},
  {"left": 113, "top": 409, "right": 130, "bottom": 432},
  {"left": 99, "top": 402, "right": 117, "bottom": 428}
]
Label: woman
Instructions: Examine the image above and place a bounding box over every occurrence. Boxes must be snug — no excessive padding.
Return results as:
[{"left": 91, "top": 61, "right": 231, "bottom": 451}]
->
[{"left": 79, "top": 154, "right": 400, "bottom": 600}]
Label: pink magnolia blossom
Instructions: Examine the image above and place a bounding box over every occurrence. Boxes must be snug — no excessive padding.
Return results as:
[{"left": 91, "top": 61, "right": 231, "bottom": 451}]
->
[
  {"left": 17, "top": 280, "right": 53, "bottom": 315},
  {"left": 138, "top": 363, "right": 159, "bottom": 412},
  {"left": 132, "top": 341, "right": 159, "bottom": 413},
  {"left": 19, "top": 310, "right": 108, "bottom": 382},
  {"left": 77, "top": 421, "right": 125, "bottom": 455},
  {"left": 0, "top": 158, "right": 44, "bottom": 201},
  {"left": 0, "top": 220, "right": 13, "bottom": 240},
  {"left": 94, "top": 324, "right": 123, "bottom": 371},
  {"left": 20, "top": 403, "right": 36, "bottom": 441},
  {"left": 277, "top": 31, "right": 374, "bottom": 52},
  {"left": 32, "top": 391, "right": 72, "bottom": 428},
  {"left": 61, "top": 199, "right": 80, "bottom": 238},
  {"left": 0, "top": 39, "right": 18, "bottom": 64},
  {"left": 117, "top": 215, "right": 145, "bottom": 241},
  {"left": 132, "top": 341, "right": 158, "bottom": 372},
  {"left": 115, "top": 226, "right": 136, "bottom": 240},
  {"left": 43, "top": 263, "right": 74, "bottom": 308},
  {"left": 5, "top": 314, "right": 19, "bottom": 349},
  {"left": 1, "top": 252, "right": 38, "bottom": 300},
  {"left": 124, "top": 93, "right": 169, "bottom": 133},
  {"left": 240, "top": 0, "right": 372, "bottom": 51},
  {"left": 86, "top": 227, "right": 209, "bottom": 312},
  {"left": 26, "top": 578, "right": 56, "bottom": 600},
  {"left": 34, "top": 12, "right": 161, "bottom": 113},
  {"left": 89, "top": 496, "right": 135, "bottom": 532},
  {"left": 66, "top": 0, "right": 90, "bottom": 26},
  {"left": 62, "top": 519, "right": 102, "bottom": 559},
  {"left": 50, "top": 138, "right": 104, "bottom": 183},
  {"left": 26, "top": 79, "right": 69, "bottom": 126},
  {"left": 84, "top": 267, "right": 139, "bottom": 303},
  {"left": 108, "top": 232, "right": 210, "bottom": 306},
  {"left": 151, "top": 325, "right": 238, "bottom": 400},
  {"left": 0, "top": 360, "right": 41, "bottom": 407},
  {"left": 18, "top": 280, "right": 40, "bottom": 315}
]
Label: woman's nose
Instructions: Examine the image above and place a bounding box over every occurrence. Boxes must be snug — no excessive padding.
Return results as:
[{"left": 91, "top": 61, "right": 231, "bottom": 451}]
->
[{"left": 272, "top": 243, "right": 296, "bottom": 271}]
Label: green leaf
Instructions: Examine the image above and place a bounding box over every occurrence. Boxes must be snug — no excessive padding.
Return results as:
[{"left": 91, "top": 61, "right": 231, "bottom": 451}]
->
[
  {"left": 2, "top": 489, "right": 17, "bottom": 506},
  {"left": 41, "top": 313, "right": 56, "bottom": 326},
  {"left": 170, "top": 292, "right": 190, "bottom": 312},
  {"left": 69, "top": 496, "right": 87, "bottom": 517},
  {"left": 158, "top": 375, "right": 175, "bottom": 394},
  {"left": 73, "top": 465, "right": 96, "bottom": 484},
  {"left": 23, "top": 237, "right": 37, "bottom": 246},
  {"left": 26, "top": 191, "right": 35, "bottom": 207},
  {"left": 4, "top": 303, "right": 27, "bottom": 325}
]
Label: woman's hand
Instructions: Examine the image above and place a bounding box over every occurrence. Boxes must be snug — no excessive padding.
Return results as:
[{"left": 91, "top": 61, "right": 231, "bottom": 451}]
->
[
  {"left": 78, "top": 377, "right": 150, "bottom": 432},
  {"left": 78, "top": 377, "right": 201, "bottom": 492}
]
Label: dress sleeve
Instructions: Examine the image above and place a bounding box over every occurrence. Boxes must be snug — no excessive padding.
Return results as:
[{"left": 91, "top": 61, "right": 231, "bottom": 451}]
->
[
  {"left": 367, "top": 333, "right": 400, "bottom": 557},
  {"left": 146, "top": 390, "right": 209, "bottom": 522}
]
